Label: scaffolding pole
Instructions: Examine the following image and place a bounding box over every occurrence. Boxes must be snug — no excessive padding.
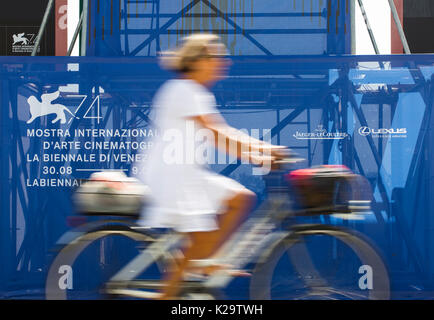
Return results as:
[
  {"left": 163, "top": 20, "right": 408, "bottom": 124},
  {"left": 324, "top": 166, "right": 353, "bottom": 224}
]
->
[
  {"left": 31, "top": 0, "right": 55, "bottom": 56},
  {"left": 356, "top": 0, "right": 380, "bottom": 54},
  {"left": 81, "top": 0, "right": 89, "bottom": 56},
  {"left": 67, "top": 11, "right": 85, "bottom": 56},
  {"left": 351, "top": 0, "right": 356, "bottom": 54},
  {"left": 388, "top": 0, "right": 411, "bottom": 54}
]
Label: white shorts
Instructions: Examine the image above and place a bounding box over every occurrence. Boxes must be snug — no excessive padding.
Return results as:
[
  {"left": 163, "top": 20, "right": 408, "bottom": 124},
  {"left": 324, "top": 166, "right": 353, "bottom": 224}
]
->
[{"left": 138, "top": 169, "right": 249, "bottom": 233}]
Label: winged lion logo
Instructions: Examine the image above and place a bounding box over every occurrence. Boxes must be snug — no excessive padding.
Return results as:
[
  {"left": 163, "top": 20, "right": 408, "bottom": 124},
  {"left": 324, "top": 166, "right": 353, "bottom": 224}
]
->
[
  {"left": 27, "top": 91, "right": 77, "bottom": 125},
  {"left": 13, "top": 33, "right": 29, "bottom": 45}
]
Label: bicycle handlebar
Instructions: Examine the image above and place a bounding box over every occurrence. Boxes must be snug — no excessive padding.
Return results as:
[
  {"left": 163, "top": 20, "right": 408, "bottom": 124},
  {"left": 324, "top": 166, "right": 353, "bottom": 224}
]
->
[{"left": 243, "top": 148, "right": 305, "bottom": 168}]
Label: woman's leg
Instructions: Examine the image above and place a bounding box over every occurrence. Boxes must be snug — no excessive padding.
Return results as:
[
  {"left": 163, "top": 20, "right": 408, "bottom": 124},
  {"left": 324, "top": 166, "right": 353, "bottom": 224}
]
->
[
  {"left": 200, "top": 189, "right": 257, "bottom": 256},
  {"left": 161, "top": 190, "right": 256, "bottom": 299}
]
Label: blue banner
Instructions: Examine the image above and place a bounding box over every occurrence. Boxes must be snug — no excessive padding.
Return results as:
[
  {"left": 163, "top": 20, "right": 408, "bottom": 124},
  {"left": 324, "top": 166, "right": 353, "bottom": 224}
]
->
[{"left": 0, "top": 55, "right": 433, "bottom": 298}]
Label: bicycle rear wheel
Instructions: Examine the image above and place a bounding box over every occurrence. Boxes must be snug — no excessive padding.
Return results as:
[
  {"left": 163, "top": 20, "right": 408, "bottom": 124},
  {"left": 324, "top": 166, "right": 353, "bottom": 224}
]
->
[
  {"left": 249, "top": 224, "right": 390, "bottom": 300},
  {"left": 45, "top": 225, "right": 167, "bottom": 300}
]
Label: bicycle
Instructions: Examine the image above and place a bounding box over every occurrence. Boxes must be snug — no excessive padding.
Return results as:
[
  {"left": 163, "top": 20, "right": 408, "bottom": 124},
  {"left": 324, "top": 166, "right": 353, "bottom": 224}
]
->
[{"left": 45, "top": 156, "right": 390, "bottom": 300}]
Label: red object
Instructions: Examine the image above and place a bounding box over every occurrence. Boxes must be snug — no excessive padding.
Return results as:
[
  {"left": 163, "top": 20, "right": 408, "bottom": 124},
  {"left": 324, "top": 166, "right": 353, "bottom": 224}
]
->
[
  {"left": 90, "top": 176, "right": 129, "bottom": 190},
  {"left": 55, "top": 0, "right": 68, "bottom": 56},
  {"left": 286, "top": 165, "right": 351, "bottom": 181},
  {"left": 391, "top": 0, "right": 404, "bottom": 54},
  {"left": 285, "top": 165, "right": 353, "bottom": 211}
]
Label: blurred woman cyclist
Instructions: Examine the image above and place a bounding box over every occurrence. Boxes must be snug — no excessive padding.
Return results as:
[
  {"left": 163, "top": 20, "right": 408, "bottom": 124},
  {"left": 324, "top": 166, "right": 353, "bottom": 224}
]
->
[{"left": 138, "top": 33, "right": 285, "bottom": 299}]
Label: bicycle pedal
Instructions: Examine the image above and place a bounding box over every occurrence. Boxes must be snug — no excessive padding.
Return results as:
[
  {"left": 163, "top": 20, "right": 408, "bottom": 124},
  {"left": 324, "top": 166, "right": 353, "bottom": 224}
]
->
[{"left": 106, "top": 288, "right": 163, "bottom": 300}]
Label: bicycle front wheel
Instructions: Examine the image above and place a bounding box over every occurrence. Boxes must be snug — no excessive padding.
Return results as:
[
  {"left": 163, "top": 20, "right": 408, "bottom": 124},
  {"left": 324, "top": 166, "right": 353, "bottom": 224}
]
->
[
  {"left": 249, "top": 224, "right": 390, "bottom": 300},
  {"left": 45, "top": 226, "right": 166, "bottom": 300}
]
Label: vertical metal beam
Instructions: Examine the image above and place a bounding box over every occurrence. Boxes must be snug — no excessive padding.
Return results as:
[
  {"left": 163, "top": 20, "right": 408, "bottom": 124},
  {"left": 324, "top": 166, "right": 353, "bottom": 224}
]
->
[
  {"left": 31, "top": 0, "right": 55, "bottom": 56},
  {"left": 147, "top": 0, "right": 156, "bottom": 56},
  {"left": 276, "top": 110, "right": 280, "bottom": 145},
  {"left": 388, "top": 0, "right": 411, "bottom": 54},
  {"left": 307, "top": 108, "right": 312, "bottom": 167},
  {"left": 352, "top": 149, "right": 387, "bottom": 226},
  {"left": 356, "top": 0, "right": 380, "bottom": 54},
  {"left": 81, "top": 0, "right": 89, "bottom": 56},
  {"left": 341, "top": 82, "right": 354, "bottom": 170},
  {"left": 346, "top": 86, "right": 388, "bottom": 225},
  {"left": 350, "top": 0, "right": 356, "bottom": 54},
  {"left": 427, "top": 75, "right": 434, "bottom": 284},
  {"left": 322, "top": 98, "right": 335, "bottom": 164},
  {"left": 156, "top": 0, "right": 161, "bottom": 53},
  {"left": 10, "top": 83, "right": 18, "bottom": 273},
  {"left": 67, "top": 11, "right": 85, "bottom": 56},
  {"left": 0, "top": 79, "right": 12, "bottom": 290},
  {"left": 124, "top": 0, "right": 131, "bottom": 55}
]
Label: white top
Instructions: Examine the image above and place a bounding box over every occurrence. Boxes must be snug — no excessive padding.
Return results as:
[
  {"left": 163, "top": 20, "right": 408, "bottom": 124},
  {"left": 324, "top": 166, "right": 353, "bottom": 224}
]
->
[{"left": 137, "top": 79, "right": 246, "bottom": 232}]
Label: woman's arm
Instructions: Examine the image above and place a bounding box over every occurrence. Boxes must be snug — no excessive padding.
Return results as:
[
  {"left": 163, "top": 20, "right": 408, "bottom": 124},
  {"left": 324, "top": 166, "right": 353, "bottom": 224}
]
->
[{"left": 191, "top": 113, "right": 284, "bottom": 163}]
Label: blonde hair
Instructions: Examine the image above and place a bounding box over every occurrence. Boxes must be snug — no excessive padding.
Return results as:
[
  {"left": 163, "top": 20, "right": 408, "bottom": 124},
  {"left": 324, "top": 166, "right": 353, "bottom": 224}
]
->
[{"left": 159, "top": 33, "right": 227, "bottom": 73}]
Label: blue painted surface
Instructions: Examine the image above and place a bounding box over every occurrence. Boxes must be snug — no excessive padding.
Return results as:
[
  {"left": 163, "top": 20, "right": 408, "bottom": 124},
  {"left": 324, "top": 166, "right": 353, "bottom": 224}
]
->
[{"left": 85, "top": 0, "right": 351, "bottom": 56}]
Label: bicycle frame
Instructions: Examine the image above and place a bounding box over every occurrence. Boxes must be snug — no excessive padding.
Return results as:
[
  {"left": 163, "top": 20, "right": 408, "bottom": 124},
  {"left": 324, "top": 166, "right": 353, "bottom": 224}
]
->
[
  {"left": 104, "top": 163, "right": 376, "bottom": 298},
  {"left": 106, "top": 169, "right": 300, "bottom": 291},
  {"left": 45, "top": 159, "right": 389, "bottom": 300}
]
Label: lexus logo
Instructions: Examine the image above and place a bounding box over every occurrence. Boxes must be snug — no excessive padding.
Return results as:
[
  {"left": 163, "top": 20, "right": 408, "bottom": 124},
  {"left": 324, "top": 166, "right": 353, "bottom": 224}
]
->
[
  {"left": 358, "top": 126, "right": 371, "bottom": 136},
  {"left": 358, "top": 126, "right": 407, "bottom": 136}
]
